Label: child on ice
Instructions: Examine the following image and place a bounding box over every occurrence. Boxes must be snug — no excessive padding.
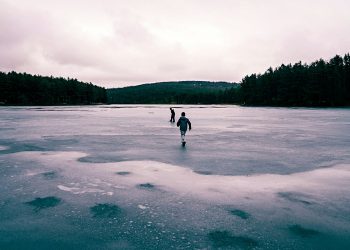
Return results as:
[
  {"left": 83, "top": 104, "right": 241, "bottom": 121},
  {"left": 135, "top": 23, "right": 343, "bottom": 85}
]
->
[
  {"left": 177, "top": 112, "right": 192, "bottom": 146},
  {"left": 170, "top": 108, "right": 175, "bottom": 122}
]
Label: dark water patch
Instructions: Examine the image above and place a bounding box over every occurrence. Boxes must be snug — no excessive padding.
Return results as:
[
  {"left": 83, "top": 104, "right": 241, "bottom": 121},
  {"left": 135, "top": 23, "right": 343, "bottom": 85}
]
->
[
  {"left": 78, "top": 156, "right": 123, "bottom": 163},
  {"left": 137, "top": 183, "right": 155, "bottom": 189},
  {"left": 25, "top": 196, "right": 61, "bottom": 212},
  {"left": 0, "top": 127, "right": 15, "bottom": 131},
  {"left": 0, "top": 239, "right": 92, "bottom": 250},
  {"left": 42, "top": 171, "right": 57, "bottom": 179},
  {"left": 194, "top": 170, "right": 213, "bottom": 175},
  {"left": 116, "top": 171, "right": 131, "bottom": 176},
  {"left": 15, "top": 144, "right": 44, "bottom": 151},
  {"left": 0, "top": 149, "right": 12, "bottom": 155},
  {"left": 230, "top": 209, "right": 250, "bottom": 220},
  {"left": 208, "top": 230, "right": 258, "bottom": 248},
  {"left": 0, "top": 141, "right": 47, "bottom": 154},
  {"left": 43, "top": 137, "right": 79, "bottom": 144},
  {"left": 90, "top": 203, "right": 122, "bottom": 218},
  {"left": 288, "top": 224, "right": 321, "bottom": 238},
  {"left": 278, "top": 192, "right": 315, "bottom": 205}
]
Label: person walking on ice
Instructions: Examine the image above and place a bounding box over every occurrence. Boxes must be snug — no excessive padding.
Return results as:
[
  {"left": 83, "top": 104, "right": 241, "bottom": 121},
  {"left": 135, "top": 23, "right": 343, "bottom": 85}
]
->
[
  {"left": 177, "top": 112, "right": 191, "bottom": 147},
  {"left": 170, "top": 108, "right": 175, "bottom": 123}
]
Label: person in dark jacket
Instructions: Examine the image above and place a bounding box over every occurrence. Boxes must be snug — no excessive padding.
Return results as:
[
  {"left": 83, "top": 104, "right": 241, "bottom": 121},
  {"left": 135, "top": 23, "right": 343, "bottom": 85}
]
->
[
  {"left": 177, "top": 112, "right": 191, "bottom": 146},
  {"left": 170, "top": 108, "right": 175, "bottom": 122}
]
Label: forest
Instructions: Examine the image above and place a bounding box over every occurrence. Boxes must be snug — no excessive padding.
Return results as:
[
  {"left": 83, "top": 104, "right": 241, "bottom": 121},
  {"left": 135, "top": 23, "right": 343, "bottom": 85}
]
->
[
  {"left": 107, "top": 54, "right": 350, "bottom": 106},
  {"left": 107, "top": 81, "right": 238, "bottom": 104},
  {"left": 1, "top": 53, "right": 349, "bottom": 106},
  {"left": 239, "top": 54, "right": 350, "bottom": 106},
  {"left": 0, "top": 71, "right": 107, "bottom": 105}
]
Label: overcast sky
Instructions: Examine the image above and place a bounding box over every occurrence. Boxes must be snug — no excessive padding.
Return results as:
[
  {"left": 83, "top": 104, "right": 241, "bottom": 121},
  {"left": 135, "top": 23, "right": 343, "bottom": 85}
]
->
[{"left": 1, "top": 0, "right": 349, "bottom": 87}]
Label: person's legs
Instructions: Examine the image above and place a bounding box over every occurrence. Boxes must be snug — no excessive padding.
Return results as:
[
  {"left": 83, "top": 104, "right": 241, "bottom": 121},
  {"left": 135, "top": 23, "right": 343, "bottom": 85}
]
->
[{"left": 180, "top": 130, "right": 186, "bottom": 143}]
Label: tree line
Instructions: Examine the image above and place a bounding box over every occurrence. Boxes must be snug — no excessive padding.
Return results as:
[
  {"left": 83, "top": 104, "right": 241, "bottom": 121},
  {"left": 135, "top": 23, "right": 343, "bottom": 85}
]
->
[
  {"left": 239, "top": 54, "right": 350, "bottom": 106},
  {"left": 107, "top": 54, "right": 350, "bottom": 106},
  {"left": 1, "top": 53, "right": 349, "bottom": 106},
  {"left": 0, "top": 71, "right": 107, "bottom": 105}
]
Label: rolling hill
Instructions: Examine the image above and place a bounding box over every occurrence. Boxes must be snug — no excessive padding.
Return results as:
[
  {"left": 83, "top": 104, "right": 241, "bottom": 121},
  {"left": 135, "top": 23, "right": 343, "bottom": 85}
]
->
[{"left": 107, "top": 81, "right": 239, "bottom": 104}]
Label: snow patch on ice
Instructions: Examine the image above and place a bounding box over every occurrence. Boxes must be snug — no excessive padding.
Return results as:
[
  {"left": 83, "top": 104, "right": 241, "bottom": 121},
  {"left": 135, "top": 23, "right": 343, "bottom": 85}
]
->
[
  {"left": 0, "top": 145, "right": 9, "bottom": 151},
  {"left": 57, "top": 185, "right": 82, "bottom": 193},
  {"left": 13, "top": 151, "right": 350, "bottom": 203},
  {"left": 138, "top": 205, "right": 148, "bottom": 210},
  {"left": 58, "top": 184, "right": 112, "bottom": 195}
]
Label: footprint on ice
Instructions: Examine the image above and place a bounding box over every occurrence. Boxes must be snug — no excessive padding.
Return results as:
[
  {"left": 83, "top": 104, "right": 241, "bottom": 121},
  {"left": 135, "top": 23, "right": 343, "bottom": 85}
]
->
[
  {"left": 208, "top": 230, "right": 258, "bottom": 248},
  {"left": 193, "top": 170, "right": 213, "bottom": 175},
  {"left": 42, "top": 171, "right": 57, "bottom": 180},
  {"left": 278, "top": 192, "right": 315, "bottom": 205},
  {"left": 137, "top": 183, "right": 155, "bottom": 189},
  {"left": 78, "top": 156, "right": 112, "bottom": 163},
  {"left": 229, "top": 209, "right": 250, "bottom": 220},
  {"left": 116, "top": 171, "right": 131, "bottom": 176},
  {"left": 90, "top": 203, "right": 122, "bottom": 218},
  {"left": 288, "top": 224, "right": 320, "bottom": 238},
  {"left": 25, "top": 196, "right": 61, "bottom": 212}
]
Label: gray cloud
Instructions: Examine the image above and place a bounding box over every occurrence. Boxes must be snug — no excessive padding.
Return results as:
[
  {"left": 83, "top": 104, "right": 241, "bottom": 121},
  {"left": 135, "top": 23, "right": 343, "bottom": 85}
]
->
[{"left": 0, "top": 0, "right": 349, "bottom": 87}]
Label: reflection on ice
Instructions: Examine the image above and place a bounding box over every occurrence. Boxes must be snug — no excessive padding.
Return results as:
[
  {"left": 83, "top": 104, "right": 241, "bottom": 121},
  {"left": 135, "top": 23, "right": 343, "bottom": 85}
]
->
[{"left": 6, "top": 150, "right": 347, "bottom": 247}]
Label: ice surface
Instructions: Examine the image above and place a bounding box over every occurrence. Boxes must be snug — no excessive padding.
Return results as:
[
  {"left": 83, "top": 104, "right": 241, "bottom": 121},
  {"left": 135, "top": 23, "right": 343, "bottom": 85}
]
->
[{"left": 0, "top": 105, "right": 350, "bottom": 249}]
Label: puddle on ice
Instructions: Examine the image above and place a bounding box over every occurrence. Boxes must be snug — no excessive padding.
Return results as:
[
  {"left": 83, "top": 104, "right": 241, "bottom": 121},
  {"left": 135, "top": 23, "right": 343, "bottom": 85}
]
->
[
  {"left": 90, "top": 203, "right": 122, "bottom": 218},
  {"left": 25, "top": 196, "right": 62, "bottom": 212}
]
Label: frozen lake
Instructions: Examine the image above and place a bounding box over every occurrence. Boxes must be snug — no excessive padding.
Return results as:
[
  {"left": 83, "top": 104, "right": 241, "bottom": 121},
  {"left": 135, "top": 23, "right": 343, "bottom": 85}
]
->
[{"left": 0, "top": 105, "right": 350, "bottom": 249}]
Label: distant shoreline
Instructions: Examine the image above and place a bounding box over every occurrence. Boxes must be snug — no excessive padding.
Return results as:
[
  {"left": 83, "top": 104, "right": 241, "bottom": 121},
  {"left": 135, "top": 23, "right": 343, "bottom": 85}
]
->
[{"left": 1, "top": 104, "right": 350, "bottom": 109}]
